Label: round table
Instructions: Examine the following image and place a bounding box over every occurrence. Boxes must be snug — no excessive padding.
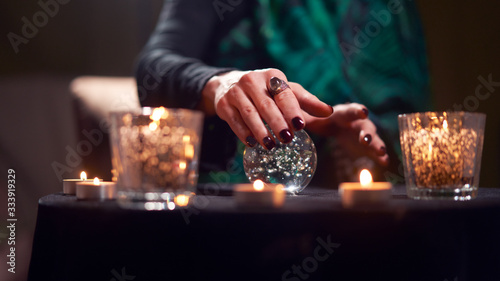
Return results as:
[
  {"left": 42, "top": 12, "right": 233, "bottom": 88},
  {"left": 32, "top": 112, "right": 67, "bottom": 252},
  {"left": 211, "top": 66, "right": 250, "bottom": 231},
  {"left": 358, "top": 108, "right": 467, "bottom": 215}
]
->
[{"left": 28, "top": 185, "right": 500, "bottom": 281}]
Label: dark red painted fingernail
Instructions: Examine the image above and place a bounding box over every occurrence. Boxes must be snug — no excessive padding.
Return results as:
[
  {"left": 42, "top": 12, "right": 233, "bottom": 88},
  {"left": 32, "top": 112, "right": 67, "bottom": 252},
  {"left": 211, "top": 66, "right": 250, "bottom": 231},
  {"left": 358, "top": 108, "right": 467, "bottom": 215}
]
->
[
  {"left": 292, "top": 117, "right": 305, "bottom": 131},
  {"left": 362, "top": 108, "right": 369, "bottom": 117},
  {"left": 380, "top": 146, "right": 387, "bottom": 154},
  {"left": 363, "top": 134, "right": 372, "bottom": 145},
  {"left": 279, "top": 129, "right": 293, "bottom": 144},
  {"left": 246, "top": 136, "right": 257, "bottom": 147},
  {"left": 330, "top": 105, "right": 335, "bottom": 114},
  {"left": 263, "top": 137, "right": 276, "bottom": 150}
]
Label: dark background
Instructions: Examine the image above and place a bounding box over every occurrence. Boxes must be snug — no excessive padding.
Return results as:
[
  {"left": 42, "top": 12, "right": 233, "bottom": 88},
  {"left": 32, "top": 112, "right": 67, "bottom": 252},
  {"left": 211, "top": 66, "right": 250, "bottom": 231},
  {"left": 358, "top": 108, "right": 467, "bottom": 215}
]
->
[{"left": 0, "top": 1, "right": 499, "bottom": 280}]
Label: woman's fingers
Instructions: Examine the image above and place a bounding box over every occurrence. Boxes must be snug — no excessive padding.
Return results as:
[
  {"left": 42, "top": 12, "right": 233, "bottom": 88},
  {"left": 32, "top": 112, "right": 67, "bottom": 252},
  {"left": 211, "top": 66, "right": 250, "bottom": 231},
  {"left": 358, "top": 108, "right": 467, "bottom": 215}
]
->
[
  {"left": 217, "top": 84, "right": 277, "bottom": 150},
  {"left": 352, "top": 119, "right": 389, "bottom": 166},
  {"left": 216, "top": 103, "right": 256, "bottom": 147},
  {"left": 265, "top": 77, "right": 305, "bottom": 135},
  {"left": 214, "top": 69, "right": 301, "bottom": 149},
  {"left": 303, "top": 101, "right": 389, "bottom": 166},
  {"left": 331, "top": 103, "right": 369, "bottom": 125},
  {"left": 238, "top": 71, "right": 294, "bottom": 145},
  {"left": 289, "top": 82, "right": 333, "bottom": 118},
  {"left": 351, "top": 117, "right": 386, "bottom": 156},
  {"left": 213, "top": 69, "right": 377, "bottom": 158}
]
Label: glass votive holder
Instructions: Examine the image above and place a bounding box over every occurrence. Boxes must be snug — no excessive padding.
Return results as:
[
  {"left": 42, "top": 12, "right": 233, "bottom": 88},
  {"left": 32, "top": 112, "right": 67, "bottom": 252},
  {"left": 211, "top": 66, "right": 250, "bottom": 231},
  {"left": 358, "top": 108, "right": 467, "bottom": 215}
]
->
[
  {"left": 109, "top": 107, "right": 203, "bottom": 210},
  {"left": 398, "top": 111, "right": 486, "bottom": 200}
]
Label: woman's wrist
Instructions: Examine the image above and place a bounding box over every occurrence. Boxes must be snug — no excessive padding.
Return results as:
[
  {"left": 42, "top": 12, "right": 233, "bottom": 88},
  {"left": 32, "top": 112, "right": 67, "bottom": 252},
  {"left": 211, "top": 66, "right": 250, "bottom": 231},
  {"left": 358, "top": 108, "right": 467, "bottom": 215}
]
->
[
  {"left": 199, "top": 70, "right": 247, "bottom": 115},
  {"left": 198, "top": 75, "right": 221, "bottom": 116}
]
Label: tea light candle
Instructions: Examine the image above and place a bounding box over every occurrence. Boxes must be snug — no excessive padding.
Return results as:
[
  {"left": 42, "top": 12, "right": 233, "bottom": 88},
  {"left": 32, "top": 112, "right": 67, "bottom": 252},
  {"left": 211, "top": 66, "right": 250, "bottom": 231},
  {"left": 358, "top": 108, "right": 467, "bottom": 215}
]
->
[
  {"left": 339, "top": 169, "right": 392, "bottom": 207},
  {"left": 234, "top": 180, "right": 285, "bottom": 208},
  {"left": 63, "top": 171, "right": 94, "bottom": 195},
  {"left": 76, "top": 177, "right": 116, "bottom": 200}
]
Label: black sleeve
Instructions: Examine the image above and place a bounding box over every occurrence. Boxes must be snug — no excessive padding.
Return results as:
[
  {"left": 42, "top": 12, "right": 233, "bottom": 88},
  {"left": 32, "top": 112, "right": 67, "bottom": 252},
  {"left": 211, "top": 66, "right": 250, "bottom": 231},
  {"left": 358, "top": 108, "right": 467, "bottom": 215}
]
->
[{"left": 134, "top": 0, "right": 236, "bottom": 109}]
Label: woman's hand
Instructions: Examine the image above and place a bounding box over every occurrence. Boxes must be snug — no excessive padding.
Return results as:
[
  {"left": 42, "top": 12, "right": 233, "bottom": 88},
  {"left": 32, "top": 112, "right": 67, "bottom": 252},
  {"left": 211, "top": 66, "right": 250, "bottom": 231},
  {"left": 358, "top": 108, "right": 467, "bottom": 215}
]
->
[
  {"left": 200, "top": 69, "right": 388, "bottom": 166},
  {"left": 200, "top": 69, "right": 333, "bottom": 149},
  {"left": 301, "top": 92, "right": 389, "bottom": 166}
]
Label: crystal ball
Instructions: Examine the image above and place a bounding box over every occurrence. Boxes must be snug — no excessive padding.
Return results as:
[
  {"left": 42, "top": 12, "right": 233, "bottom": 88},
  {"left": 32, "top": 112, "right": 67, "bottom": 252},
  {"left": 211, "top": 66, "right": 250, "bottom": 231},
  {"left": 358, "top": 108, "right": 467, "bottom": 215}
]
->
[{"left": 243, "top": 129, "right": 317, "bottom": 194}]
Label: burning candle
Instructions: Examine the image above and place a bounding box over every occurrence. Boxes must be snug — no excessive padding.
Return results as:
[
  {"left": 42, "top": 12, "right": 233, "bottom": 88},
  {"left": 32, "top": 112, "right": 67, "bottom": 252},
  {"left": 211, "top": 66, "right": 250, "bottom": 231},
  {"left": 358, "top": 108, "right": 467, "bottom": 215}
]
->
[
  {"left": 174, "top": 194, "right": 191, "bottom": 207},
  {"left": 339, "top": 169, "right": 392, "bottom": 207},
  {"left": 62, "top": 171, "right": 95, "bottom": 195},
  {"left": 234, "top": 180, "right": 285, "bottom": 208},
  {"left": 76, "top": 177, "right": 116, "bottom": 200}
]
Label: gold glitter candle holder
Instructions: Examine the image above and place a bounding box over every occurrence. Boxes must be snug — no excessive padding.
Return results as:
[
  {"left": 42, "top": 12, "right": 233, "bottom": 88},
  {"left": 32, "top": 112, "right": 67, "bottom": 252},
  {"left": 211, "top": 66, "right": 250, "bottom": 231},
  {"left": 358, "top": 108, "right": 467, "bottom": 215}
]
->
[
  {"left": 110, "top": 107, "right": 203, "bottom": 210},
  {"left": 398, "top": 111, "right": 485, "bottom": 200}
]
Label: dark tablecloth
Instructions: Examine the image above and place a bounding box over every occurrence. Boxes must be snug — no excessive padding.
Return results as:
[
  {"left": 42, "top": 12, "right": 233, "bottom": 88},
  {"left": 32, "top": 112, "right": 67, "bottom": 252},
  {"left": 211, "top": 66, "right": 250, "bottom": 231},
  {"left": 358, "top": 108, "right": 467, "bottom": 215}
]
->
[{"left": 28, "top": 185, "right": 500, "bottom": 281}]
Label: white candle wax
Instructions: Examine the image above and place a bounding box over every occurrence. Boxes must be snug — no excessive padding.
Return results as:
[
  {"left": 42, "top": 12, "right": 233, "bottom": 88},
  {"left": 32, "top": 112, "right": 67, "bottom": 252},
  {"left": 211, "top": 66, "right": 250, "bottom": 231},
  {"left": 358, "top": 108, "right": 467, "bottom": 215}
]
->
[
  {"left": 234, "top": 180, "right": 285, "bottom": 208},
  {"left": 63, "top": 171, "right": 95, "bottom": 195},
  {"left": 76, "top": 178, "right": 116, "bottom": 200},
  {"left": 63, "top": 179, "right": 96, "bottom": 195},
  {"left": 339, "top": 170, "right": 392, "bottom": 208}
]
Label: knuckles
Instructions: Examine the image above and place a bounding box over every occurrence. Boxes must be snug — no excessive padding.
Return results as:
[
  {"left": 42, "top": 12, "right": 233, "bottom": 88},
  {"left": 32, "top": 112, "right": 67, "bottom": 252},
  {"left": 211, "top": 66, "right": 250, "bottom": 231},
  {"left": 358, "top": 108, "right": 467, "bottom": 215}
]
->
[
  {"left": 215, "top": 99, "right": 230, "bottom": 119},
  {"left": 227, "top": 87, "right": 240, "bottom": 100},
  {"left": 240, "top": 104, "right": 257, "bottom": 118},
  {"left": 257, "top": 97, "right": 275, "bottom": 110},
  {"left": 238, "top": 72, "right": 258, "bottom": 87},
  {"left": 227, "top": 115, "right": 241, "bottom": 127},
  {"left": 263, "top": 68, "right": 285, "bottom": 80}
]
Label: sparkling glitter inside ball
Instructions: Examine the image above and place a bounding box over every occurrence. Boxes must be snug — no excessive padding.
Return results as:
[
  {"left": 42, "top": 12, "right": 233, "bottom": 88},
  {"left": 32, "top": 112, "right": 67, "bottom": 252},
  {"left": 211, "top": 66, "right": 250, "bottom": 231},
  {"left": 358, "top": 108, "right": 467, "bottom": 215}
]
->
[{"left": 243, "top": 129, "right": 317, "bottom": 194}]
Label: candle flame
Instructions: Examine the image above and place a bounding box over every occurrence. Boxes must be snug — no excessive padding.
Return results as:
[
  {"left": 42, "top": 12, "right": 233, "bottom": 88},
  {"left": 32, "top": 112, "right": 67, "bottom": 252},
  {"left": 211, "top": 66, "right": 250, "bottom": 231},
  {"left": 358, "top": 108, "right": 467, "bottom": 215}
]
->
[
  {"left": 183, "top": 135, "right": 191, "bottom": 143},
  {"left": 185, "top": 144, "right": 194, "bottom": 159},
  {"left": 149, "top": 122, "right": 158, "bottom": 131},
  {"left": 122, "top": 113, "right": 132, "bottom": 125},
  {"left": 80, "top": 171, "right": 87, "bottom": 181},
  {"left": 253, "top": 180, "right": 264, "bottom": 191},
  {"left": 93, "top": 177, "right": 100, "bottom": 185},
  {"left": 175, "top": 194, "right": 190, "bottom": 207},
  {"left": 167, "top": 201, "right": 176, "bottom": 210},
  {"left": 150, "top": 107, "right": 166, "bottom": 121},
  {"left": 443, "top": 120, "right": 448, "bottom": 129},
  {"left": 360, "top": 169, "right": 373, "bottom": 187},
  {"left": 179, "top": 161, "right": 187, "bottom": 170}
]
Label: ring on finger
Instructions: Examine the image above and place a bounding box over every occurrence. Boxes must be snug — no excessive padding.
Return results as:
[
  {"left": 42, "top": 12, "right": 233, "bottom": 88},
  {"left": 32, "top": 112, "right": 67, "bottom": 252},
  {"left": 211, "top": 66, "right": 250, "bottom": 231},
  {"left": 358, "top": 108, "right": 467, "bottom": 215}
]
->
[{"left": 268, "top": 77, "right": 290, "bottom": 98}]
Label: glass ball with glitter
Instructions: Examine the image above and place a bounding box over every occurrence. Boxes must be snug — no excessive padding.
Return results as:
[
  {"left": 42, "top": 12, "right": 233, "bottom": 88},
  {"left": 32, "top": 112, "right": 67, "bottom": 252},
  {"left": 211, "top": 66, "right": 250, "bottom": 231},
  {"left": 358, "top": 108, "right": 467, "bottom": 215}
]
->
[{"left": 243, "top": 129, "right": 317, "bottom": 194}]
